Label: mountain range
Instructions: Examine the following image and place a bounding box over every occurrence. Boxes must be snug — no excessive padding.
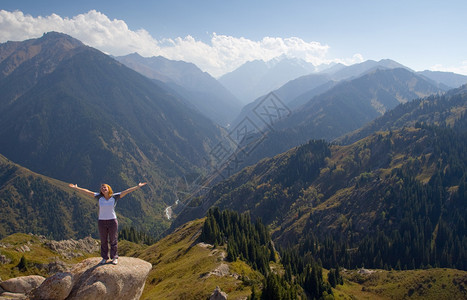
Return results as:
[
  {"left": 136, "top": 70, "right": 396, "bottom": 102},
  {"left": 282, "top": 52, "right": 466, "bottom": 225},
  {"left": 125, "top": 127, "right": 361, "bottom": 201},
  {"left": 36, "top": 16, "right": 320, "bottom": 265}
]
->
[
  {"left": 1, "top": 32, "right": 466, "bottom": 298},
  {"left": 115, "top": 53, "right": 242, "bottom": 126},
  {"left": 0, "top": 32, "right": 226, "bottom": 237},
  {"left": 228, "top": 57, "right": 467, "bottom": 127},
  {"left": 228, "top": 67, "right": 445, "bottom": 169},
  {"left": 1, "top": 31, "right": 466, "bottom": 256},
  {"left": 229, "top": 58, "right": 467, "bottom": 130}
]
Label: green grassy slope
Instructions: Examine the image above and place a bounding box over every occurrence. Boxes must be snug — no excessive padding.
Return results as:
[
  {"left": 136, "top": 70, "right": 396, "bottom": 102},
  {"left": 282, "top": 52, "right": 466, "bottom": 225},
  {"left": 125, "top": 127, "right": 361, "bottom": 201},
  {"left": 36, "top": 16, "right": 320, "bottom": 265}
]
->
[
  {"left": 335, "top": 268, "right": 467, "bottom": 300},
  {"left": 139, "top": 218, "right": 262, "bottom": 299}
]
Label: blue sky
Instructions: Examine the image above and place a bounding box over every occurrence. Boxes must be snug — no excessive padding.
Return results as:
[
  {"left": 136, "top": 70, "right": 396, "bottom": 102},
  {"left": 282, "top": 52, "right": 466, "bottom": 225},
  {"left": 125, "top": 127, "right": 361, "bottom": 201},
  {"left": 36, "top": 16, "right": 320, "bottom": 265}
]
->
[{"left": 1, "top": 0, "right": 466, "bottom": 76}]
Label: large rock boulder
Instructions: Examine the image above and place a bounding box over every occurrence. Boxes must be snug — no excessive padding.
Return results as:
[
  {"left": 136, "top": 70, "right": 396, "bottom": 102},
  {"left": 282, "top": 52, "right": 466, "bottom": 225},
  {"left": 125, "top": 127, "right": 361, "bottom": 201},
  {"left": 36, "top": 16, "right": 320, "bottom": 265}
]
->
[
  {"left": 0, "top": 275, "right": 45, "bottom": 294},
  {"left": 28, "top": 272, "right": 73, "bottom": 300},
  {"left": 29, "top": 257, "right": 152, "bottom": 300}
]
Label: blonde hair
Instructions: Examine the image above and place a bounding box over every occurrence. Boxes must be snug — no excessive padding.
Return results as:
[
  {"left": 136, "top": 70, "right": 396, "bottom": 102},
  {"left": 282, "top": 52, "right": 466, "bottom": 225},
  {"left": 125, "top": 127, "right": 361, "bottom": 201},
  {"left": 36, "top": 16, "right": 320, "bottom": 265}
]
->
[{"left": 100, "top": 184, "right": 113, "bottom": 197}]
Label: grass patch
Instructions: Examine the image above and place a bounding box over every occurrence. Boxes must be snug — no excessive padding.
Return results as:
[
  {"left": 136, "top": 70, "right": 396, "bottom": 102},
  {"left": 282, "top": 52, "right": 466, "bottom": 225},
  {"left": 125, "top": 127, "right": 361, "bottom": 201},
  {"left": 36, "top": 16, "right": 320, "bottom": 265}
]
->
[{"left": 338, "top": 268, "right": 467, "bottom": 300}]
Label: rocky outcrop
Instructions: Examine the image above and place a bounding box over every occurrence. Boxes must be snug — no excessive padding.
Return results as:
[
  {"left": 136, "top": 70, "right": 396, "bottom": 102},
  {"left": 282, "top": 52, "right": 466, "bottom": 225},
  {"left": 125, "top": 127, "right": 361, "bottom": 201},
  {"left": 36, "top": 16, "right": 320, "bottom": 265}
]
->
[
  {"left": 43, "top": 236, "right": 99, "bottom": 259},
  {"left": 0, "top": 275, "right": 45, "bottom": 294},
  {"left": 29, "top": 257, "right": 152, "bottom": 300},
  {"left": 209, "top": 286, "right": 228, "bottom": 300}
]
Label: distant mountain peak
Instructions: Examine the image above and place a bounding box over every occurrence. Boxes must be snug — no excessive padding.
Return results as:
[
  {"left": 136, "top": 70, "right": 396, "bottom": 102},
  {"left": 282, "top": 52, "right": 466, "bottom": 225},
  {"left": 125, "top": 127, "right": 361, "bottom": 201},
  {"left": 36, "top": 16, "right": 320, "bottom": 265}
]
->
[
  {"left": 266, "top": 55, "right": 315, "bottom": 70},
  {"left": 219, "top": 55, "right": 316, "bottom": 103},
  {"left": 0, "top": 31, "right": 86, "bottom": 83},
  {"left": 377, "top": 58, "right": 413, "bottom": 71},
  {"left": 38, "top": 31, "right": 84, "bottom": 48}
]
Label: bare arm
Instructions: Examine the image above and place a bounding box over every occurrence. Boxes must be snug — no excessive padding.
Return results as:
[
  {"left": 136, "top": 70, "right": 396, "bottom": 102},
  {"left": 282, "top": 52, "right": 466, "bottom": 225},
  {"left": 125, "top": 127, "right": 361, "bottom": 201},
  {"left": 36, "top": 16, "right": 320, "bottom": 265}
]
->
[
  {"left": 69, "top": 184, "right": 96, "bottom": 198},
  {"left": 120, "top": 182, "right": 147, "bottom": 198}
]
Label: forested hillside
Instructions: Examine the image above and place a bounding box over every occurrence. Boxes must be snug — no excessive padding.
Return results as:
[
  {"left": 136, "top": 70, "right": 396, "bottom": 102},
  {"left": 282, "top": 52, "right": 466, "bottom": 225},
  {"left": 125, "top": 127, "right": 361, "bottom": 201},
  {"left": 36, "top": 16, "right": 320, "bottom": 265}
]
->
[
  {"left": 174, "top": 87, "right": 467, "bottom": 273},
  {"left": 0, "top": 154, "right": 96, "bottom": 239},
  {"left": 200, "top": 208, "right": 342, "bottom": 299}
]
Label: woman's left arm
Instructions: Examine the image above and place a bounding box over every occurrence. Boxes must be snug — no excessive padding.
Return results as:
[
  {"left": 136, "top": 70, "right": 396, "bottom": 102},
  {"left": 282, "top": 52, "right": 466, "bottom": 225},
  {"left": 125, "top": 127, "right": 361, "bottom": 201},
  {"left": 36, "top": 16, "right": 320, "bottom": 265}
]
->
[{"left": 120, "top": 182, "right": 147, "bottom": 198}]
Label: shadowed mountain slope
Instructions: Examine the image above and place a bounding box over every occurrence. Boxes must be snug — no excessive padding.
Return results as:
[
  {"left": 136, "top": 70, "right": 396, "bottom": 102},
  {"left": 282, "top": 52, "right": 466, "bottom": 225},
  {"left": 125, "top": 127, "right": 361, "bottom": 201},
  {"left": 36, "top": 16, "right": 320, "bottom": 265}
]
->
[{"left": 0, "top": 32, "right": 225, "bottom": 236}]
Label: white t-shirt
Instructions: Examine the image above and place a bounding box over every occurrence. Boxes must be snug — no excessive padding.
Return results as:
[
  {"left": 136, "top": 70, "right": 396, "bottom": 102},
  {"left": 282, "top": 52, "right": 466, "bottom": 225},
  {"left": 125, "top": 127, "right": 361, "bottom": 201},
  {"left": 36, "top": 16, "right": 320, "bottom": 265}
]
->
[{"left": 94, "top": 193, "right": 121, "bottom": 220}]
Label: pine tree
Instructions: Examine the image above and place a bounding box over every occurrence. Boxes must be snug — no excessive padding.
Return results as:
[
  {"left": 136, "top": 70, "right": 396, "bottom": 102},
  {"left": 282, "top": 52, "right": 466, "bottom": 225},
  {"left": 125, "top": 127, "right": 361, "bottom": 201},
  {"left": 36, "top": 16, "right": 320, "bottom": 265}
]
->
[
  {"left": 17, "top": 255, "right": 28, "bottom": 271},
  {"left": 327, "top": 268, "right": 336, "bottom": 288},
  {"left": 249, "top": 285, "right": 258, "bottom": 300}
]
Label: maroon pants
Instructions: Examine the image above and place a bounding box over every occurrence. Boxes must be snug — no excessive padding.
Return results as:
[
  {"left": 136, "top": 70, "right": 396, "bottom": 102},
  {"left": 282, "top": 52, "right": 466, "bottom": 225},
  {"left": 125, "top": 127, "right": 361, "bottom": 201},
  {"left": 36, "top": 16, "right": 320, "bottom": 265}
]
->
[{"left": 98, "top": 219, "right": 118, "bottom": 260}]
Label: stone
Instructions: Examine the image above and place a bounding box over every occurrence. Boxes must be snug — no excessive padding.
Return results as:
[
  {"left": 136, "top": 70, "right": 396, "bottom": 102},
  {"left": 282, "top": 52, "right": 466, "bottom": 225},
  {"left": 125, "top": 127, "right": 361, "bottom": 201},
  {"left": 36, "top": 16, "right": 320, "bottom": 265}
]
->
[
  {"left": 357, "top": 268, "right": 375, "bottom": 275},
  {"left": 209, "top": 286, "right": 228, "bottom": 300},
  {"left": 0, "top": 291, "right": 28, "bottom": 299},
  {"left": 41, "top": 258, "right": 70, "bottom": 274},
  {"left": 28, "top": 272, "right": 73, "bottom": 300},
  {"left": 0, "top": 275, "right": 45, "bottom": 294},
  {"left": 0, "top": 255, "right": 11, "bottom": 264},
  {"left": 29, "top": 257, "right": 152, "bottom": 300},
  {"left": 15, "top": 245, "right": 30, "bottom": 253},
  {"left": 211, "top": 263, "right": 229, "bottom": 277}
]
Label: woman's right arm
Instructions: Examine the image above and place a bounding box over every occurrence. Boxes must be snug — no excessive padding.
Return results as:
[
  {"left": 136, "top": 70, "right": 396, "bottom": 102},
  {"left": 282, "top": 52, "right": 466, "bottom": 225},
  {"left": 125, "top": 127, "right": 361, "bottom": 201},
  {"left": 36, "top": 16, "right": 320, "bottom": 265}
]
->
[{"left": 69, "top": 184, "right": 96, "bottom": 197}]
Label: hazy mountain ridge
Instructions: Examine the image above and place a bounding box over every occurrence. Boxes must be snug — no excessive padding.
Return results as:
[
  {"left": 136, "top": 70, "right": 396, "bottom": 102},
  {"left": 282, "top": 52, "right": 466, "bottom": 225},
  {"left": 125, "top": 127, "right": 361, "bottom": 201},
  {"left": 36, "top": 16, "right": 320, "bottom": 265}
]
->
[
  {"left": 226, "top": 58, "right": 465, "bottom": 131},
  {"left": 230, "top": 73, "right": 334, "bottom": 129},
  {"left": 339, "top": 83, "right": 467, "bottom": 145},
  {"left": 229, "top": 59, "right": 425, "bottom": 132},
  {"left": 218, "top": 56, "right": 316, "bottom": 104},
  {"left": 327, "top": 58, "right": 412, "bottom": 81},
  {"left": 418, "top": 70, "right": 467, "bottom": 89},
  {"left": 233, "top": 67, "right": 444, "bottom": 169},
  {"left": 116, "top": 53, "right": 242, "bottom": 125}
]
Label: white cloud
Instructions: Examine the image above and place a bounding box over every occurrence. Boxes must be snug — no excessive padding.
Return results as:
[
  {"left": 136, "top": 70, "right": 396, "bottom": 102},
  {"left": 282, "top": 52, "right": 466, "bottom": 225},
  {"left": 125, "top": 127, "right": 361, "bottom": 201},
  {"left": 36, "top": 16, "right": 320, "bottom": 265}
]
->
[
  {"left": 0, "top": 9, "right": 361, "bottom": 77},
  {"left": 155, "top": 34, "right": 334, "bottom": 76},
  {"left": 0, "top": 10, "right": 160, "bottom": 56},
  {"left": 430, "top": 61, "right": 467, "bottom": 76}
]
